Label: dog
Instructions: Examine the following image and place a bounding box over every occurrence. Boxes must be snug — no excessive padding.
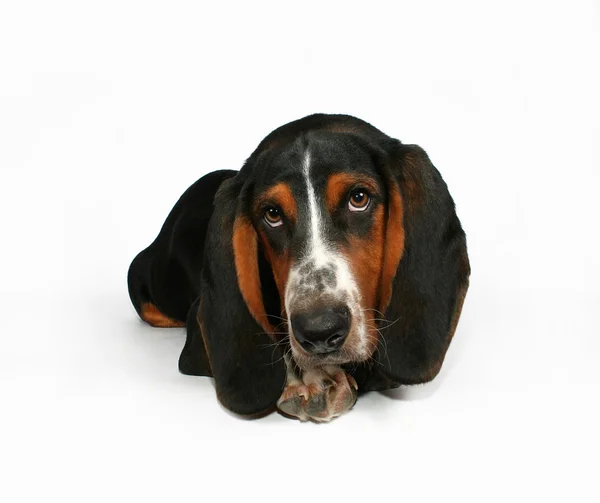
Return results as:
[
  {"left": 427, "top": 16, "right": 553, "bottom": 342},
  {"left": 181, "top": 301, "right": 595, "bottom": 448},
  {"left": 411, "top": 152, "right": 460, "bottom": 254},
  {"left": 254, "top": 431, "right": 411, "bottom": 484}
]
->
[{"left": 127, "top": 113, "right": 470, "bottom": 422}]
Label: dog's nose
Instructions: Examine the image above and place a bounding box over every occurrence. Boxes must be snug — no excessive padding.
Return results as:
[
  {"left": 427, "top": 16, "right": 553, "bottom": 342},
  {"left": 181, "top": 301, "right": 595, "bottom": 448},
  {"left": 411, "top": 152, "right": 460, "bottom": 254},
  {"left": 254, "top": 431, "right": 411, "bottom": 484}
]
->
[{"left": 291, "top": 306, "right": 350, "bottom": 354}]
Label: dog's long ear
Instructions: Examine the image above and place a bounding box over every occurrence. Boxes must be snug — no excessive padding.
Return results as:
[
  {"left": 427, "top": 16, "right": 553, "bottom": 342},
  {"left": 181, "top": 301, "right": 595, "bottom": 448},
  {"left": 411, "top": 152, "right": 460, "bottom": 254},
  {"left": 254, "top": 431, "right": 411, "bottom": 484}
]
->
[
  {"left": 197, "top": 176, "right": 286, "bottom": 417},
  {"left": 376, "top": 142, "right": 470, "bottom": 384}
]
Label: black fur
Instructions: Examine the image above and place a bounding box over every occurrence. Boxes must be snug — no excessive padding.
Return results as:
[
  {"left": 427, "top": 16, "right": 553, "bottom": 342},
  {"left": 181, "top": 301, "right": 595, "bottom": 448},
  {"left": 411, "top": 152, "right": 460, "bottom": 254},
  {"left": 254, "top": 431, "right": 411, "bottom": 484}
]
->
[
  {"left": 193, "top": 178, "right": 286, "bottom": 416},
  {"left": 128, "top": 169, "right": 237, "bottom": 322},
  {"left": 376, "top": 143, "right": 470, "bottom": 383},
  {"left": 127, "top": 113, "right": 470, "bottom": 417}
]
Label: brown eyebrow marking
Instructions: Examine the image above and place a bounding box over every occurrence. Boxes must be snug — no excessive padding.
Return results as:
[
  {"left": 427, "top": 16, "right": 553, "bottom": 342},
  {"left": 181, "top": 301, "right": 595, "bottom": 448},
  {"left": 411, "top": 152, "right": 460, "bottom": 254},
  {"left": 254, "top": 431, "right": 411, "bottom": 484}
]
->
[
  {"left": 255, "top": 183, "right": 297, "bottom": 223},
  {"left": 325, "top": 173, "right": 379, "bottom": 214}
]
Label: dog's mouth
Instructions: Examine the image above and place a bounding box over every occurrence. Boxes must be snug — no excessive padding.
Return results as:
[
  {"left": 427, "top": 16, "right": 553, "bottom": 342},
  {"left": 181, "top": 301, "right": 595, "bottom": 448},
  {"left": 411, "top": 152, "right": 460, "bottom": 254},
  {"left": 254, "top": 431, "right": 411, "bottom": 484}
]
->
[{"left": 290, "top": 346, "right": 352, "bottom": 370}]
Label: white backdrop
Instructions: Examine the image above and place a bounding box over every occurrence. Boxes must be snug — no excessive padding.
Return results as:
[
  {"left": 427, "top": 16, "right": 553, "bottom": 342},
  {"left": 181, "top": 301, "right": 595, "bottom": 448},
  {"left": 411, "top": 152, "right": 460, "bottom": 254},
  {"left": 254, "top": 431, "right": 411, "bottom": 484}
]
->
[{"left": 1, "top": 1, "right": 598, "bottom": 502}]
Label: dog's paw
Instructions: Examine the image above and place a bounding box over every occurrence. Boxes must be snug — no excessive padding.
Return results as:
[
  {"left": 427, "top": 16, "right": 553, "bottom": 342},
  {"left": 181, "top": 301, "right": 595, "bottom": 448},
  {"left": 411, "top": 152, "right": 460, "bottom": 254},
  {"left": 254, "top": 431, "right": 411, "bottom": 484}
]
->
[
  {"left": 277, "top": 365, "right": 358, "bottom": 423},
  {"left": 277, "top": 379, "right": 310, "bottom": 419}
]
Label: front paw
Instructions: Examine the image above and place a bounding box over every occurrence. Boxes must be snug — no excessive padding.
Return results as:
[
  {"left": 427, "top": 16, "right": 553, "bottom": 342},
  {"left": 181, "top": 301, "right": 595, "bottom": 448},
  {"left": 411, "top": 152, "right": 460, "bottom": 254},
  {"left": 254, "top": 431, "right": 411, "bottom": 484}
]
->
[{"left": 277, "top": 365, "right": 358, "bottom": 423}]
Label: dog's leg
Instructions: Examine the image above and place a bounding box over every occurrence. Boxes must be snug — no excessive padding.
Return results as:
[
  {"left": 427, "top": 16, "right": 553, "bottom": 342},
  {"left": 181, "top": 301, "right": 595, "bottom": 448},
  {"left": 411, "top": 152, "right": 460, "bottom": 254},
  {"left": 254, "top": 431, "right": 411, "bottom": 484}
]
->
[
  {"left": 277, "top": 354, "right": 311, "bottom": 421},
  {"left": 277, "top": 355, "right": 358, "bottom": 422}
]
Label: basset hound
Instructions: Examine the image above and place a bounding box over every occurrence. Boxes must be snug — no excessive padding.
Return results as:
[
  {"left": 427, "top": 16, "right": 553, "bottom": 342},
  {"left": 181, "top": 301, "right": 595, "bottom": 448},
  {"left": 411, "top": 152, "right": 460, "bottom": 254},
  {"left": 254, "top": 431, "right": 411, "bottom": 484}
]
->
[{"left": 127, "top": 114, "right": 470, "bottom": 422}]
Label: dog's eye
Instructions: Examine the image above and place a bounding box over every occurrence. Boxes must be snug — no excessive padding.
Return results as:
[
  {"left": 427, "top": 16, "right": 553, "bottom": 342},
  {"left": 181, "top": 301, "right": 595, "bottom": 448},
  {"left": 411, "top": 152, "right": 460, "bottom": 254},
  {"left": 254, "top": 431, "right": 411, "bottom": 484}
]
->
[
  {"left": 348, "top": 190, "right": 370, "bottom": 212},
  {"left": 264, "top": 207, "right": 283, "bottom": 227}
]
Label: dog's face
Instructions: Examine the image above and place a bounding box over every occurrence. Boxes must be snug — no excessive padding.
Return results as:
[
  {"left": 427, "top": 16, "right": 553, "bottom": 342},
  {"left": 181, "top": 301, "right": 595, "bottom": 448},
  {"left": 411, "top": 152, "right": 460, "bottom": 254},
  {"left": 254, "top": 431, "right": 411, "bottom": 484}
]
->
[
  {"left": 183, "top": 114, "right": 467, "bottom": 417},
  {"left": 248, "top": 132, "right": 390, "bottom": 370}
]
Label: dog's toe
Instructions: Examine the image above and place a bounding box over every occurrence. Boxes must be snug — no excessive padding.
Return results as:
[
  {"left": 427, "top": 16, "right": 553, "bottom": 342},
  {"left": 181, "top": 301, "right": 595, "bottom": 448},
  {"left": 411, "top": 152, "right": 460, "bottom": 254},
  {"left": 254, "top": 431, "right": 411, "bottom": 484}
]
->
[{"left": 277, "top": 366, "right": 357, "bottom": 423}]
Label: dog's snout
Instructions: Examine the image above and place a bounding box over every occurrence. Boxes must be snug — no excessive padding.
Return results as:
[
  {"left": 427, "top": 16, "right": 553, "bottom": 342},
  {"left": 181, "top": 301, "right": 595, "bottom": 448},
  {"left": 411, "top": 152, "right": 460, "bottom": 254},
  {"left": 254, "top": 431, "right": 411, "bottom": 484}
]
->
[{"left": 291, "top": 306, "right": 350, "bottom": 354}]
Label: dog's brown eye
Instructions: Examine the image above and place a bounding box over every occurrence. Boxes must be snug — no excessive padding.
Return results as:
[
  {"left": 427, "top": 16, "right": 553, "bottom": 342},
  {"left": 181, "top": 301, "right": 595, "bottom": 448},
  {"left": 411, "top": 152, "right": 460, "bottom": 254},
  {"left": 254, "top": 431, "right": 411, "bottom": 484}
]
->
[
  {"left": 348, "top": 190, "right": 370, "bottom": 212},
  {"left": 264, "top": 207, "right": 283, "bottom": 227}
]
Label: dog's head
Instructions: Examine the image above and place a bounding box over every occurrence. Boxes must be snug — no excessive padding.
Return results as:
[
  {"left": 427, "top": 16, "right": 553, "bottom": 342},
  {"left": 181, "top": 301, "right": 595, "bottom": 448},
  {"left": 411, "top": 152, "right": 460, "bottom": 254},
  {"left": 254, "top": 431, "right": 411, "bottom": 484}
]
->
[
  {"left": 199, "top": 114, "right": 468, "bottom": 416},
  {"left": 234, "top": 124, "right": 404, "bottom": 370}
]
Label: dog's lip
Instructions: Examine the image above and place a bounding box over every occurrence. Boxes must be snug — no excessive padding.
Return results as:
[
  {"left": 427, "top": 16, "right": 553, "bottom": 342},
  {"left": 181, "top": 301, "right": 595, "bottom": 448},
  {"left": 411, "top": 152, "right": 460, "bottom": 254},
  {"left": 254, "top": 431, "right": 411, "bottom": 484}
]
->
[
  {"left": 290, "top": 344, "right": 353, "bottom": 366},
  {"left": 289, "top": 334, "right": 343, "bottom": 357}
]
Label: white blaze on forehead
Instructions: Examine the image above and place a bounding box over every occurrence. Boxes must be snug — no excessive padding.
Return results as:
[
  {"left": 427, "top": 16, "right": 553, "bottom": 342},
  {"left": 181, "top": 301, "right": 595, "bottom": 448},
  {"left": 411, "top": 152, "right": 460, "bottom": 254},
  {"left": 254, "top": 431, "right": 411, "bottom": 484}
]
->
[
  {"left": 302, "top": 150, "right": 330, "bottom": 266},
  {"left": 284, "top": 148, "right": 341, "bottom": 311},
  {"left": 300, "top": 149, "right": 357, "bottom": 291}
]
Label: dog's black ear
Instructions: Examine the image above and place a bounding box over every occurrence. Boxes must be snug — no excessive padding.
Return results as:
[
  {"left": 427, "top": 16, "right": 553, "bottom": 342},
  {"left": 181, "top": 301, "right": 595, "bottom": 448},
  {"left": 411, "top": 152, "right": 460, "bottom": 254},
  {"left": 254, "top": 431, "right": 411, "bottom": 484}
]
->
[
  {"left": 178, "top": 297, "right": 212, "bottom": 377},
  {"left": 376, "top": 142, "right": 470, "bottom": 383},
  {"left": 197, "top": 176, "right": 286, "bottom": 417}
]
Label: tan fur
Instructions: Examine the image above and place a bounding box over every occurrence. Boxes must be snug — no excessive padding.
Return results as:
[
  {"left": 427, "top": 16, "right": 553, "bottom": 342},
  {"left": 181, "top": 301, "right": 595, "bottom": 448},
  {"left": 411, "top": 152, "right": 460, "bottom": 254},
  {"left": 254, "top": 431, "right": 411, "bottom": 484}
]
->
[
  {"left": 140, "top": 303, "right": 185, "bottom": 328},
  {"left": 344, "top": 205, "right": 385, "bottom": 318},
  {"left": 232, "top": 216, "right": 273, "bottom": 333},
  {"left": 254, "top": 183, "right": 299, "bottom": 314},
  {"left": 259, "top": 230, "right": 291, "bottom": 315},
  {"left": 378, "top": 183, "right": 405, "bottom": 313},
  {"left": 255, "top": 182, "right": 298, "bottom": 224},
  {"left": 324, "top": 173, "right": 379, "bottom": 214}
]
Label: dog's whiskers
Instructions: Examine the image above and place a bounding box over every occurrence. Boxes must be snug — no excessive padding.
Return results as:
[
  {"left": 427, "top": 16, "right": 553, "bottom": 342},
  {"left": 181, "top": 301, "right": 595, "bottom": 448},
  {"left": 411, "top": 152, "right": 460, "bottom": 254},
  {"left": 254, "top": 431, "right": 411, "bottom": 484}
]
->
[
  {"left": 361, "top": 307, "right": 387, "bottom": 318},
  {"left": 366, "top": 315, "right": 401, "bottom": 331},
  {"left": 270, "top": 343, "right": 293, "bottom": 367},
  {"left": 364, "top": 322, "right": 390, "bottom": 368}
]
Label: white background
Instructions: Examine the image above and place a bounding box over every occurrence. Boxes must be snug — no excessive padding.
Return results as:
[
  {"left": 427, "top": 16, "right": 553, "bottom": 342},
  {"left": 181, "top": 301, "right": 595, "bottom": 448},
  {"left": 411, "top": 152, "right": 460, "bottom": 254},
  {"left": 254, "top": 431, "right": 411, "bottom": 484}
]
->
[{"left": 1, "top": 1, "right": 599, "bottom": 502}]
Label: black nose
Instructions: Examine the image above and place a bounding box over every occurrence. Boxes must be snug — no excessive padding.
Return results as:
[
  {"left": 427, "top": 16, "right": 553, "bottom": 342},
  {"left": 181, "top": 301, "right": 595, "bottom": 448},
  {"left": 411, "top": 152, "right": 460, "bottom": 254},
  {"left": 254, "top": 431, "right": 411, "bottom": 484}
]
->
[{"left": 291, "top": 306, "right": 350, "bottom": 354}]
